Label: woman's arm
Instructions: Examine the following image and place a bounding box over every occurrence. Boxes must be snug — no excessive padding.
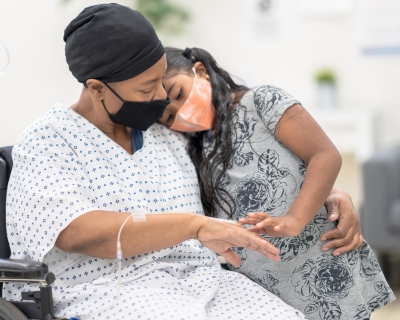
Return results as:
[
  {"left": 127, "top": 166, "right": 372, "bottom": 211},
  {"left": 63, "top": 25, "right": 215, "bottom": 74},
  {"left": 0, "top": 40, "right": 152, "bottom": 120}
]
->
[
  {"left": 55, "top": 210, "right": 280, "bottom": 267},
  {"left": 321, "top": 187, "right": 364, "bottom": 255},
  {"left": 243, "top": 104, "right": 342, "bottom": 237}
]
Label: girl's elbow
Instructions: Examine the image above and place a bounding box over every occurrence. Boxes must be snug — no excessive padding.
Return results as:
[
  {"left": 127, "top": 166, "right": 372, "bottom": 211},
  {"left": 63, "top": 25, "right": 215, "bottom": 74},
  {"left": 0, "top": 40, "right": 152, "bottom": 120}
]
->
[{"left": 333, "top": 149, "right": 342, "bottom": 172}]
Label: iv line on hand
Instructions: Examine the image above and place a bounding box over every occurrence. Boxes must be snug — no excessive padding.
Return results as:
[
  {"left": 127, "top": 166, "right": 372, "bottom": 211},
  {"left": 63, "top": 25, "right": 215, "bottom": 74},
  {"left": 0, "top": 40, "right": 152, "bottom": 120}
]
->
[{"left": 78, "top": 212, "right": 147, "bottom": 319}]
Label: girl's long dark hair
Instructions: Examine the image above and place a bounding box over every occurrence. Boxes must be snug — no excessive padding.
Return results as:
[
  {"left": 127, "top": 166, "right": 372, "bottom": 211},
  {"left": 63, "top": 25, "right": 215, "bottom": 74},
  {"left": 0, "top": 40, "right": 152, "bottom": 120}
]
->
[{"left": 165, "top": 47, "right": 248, "bottom": 218}]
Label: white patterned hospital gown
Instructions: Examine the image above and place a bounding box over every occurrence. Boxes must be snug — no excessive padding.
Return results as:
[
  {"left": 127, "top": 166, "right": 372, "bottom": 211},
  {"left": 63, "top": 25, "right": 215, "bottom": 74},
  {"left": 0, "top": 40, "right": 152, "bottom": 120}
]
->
[{"left": 4, "top": 104, "right": 306, "bottom": 319}]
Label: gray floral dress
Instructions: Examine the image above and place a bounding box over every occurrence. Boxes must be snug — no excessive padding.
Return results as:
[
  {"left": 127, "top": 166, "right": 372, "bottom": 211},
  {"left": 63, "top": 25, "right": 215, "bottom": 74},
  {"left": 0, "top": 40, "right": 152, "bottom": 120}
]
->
[{"left": 211, "top": 85, "right": 395, "bottom": 320}]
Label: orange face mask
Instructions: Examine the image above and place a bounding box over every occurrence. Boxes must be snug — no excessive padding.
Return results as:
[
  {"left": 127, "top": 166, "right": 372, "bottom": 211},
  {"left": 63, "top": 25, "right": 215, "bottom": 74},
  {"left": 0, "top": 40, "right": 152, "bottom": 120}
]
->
[{"left": 169, "top": 71, "right": 215, "bottom": 132}]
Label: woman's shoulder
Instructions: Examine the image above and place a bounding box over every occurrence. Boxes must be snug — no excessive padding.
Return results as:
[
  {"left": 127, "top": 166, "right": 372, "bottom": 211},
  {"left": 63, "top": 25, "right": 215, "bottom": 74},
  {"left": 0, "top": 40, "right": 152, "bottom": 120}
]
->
[{"left": 15, "top": 103, "right": 83, "bottom": 148}]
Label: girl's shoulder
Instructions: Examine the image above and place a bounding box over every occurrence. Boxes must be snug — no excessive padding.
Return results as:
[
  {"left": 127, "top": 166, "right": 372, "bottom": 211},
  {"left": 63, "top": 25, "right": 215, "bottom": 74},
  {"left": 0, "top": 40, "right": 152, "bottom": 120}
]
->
[
  {"left": 241, "top": 85, "right": 297, "bottom": 107},
  {"left": 238, "top": 85, "right": 301, "bottom": 134}
]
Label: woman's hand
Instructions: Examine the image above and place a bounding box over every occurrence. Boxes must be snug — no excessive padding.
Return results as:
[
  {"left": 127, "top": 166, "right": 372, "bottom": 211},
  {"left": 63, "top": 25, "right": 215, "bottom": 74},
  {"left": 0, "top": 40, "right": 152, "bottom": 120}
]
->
[
  {"left": 196, "top": 217, "right": 280, "bottom": 267},
  {"left": 239, "top": 212, "right": 305, "bottom": 237},
  {"left": 320, "top": 187, "right": 364, "bottom": 255}
]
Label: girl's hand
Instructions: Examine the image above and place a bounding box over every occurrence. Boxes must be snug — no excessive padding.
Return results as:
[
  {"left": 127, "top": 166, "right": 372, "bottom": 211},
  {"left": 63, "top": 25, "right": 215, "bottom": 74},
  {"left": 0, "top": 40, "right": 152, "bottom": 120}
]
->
[
  {"left": 239, "top": 212, "right": 305, "bottom": 237},
  {"left": 196, "top": 217, "right": 280, "bottom": 267}
]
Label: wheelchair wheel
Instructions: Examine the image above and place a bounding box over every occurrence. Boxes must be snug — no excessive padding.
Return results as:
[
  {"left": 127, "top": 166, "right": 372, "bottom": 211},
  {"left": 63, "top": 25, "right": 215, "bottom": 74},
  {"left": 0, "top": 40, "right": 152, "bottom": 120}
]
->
[{"left": 0, "top": 298, "right": 28, "bottom": 320}]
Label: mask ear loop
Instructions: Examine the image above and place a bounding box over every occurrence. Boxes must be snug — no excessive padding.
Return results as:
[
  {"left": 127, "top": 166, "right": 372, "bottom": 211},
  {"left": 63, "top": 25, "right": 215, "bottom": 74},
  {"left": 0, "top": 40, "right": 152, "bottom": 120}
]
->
[
  {"left": 192, "top": 67, "right": 198, "bottom": 78},
  {"left": 0, "top": 40, "right": 10, "bottom": 75},
  {"left": 192, "top": 66, "right": 210, "bottom": 81}
]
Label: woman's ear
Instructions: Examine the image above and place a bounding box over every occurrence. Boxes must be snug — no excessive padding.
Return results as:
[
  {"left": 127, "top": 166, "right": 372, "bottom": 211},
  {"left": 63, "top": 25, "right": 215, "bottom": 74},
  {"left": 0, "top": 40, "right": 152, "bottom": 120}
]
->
[
  {"left": 86, "top": 79, "right": 106, "bottom": 101},
  {"left": 193, "top": 62, "right": 209, "bottom": 80}
]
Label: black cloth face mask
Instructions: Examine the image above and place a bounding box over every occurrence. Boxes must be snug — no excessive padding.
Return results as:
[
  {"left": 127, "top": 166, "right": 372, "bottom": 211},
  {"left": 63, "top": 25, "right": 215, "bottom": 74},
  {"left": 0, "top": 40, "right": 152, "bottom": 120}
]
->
[{"left": 101, "top": 83, "right": 170, "bottom": 131}]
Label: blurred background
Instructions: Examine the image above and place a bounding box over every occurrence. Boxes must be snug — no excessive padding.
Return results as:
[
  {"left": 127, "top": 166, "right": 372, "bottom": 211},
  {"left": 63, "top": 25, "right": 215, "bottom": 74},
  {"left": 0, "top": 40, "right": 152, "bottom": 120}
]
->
[{"left": 0, "top": 0, "right": 399, "bottom": 318}]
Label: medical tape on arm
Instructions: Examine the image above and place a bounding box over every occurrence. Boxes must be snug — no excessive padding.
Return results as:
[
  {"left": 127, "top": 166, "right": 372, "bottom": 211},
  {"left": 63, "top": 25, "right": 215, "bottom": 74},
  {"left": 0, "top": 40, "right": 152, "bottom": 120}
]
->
[
  {"left": 131, "top": 212, "right": 147, "bottom": 222},
  {"left": 117, "top": 213, "right": 147, "bottom": 259}
]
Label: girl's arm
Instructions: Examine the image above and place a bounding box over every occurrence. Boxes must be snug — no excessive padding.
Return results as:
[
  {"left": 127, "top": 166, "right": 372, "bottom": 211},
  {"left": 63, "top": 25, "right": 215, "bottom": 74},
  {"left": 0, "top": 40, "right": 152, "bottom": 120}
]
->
[
  {"left": 55, "top": 210, "right": 280, "bottom": 267},
  {"left": 242, "top": 104, "right": 342, "bottom": 237}
]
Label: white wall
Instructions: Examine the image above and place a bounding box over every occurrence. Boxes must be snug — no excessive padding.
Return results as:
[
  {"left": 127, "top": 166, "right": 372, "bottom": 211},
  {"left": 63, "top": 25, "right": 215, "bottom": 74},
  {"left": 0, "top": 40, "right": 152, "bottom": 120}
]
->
[
  {"left": 167, "top": 0, "right": 400, "bottom": 150},
  {"left": 0, "top": 0, "right": 129, "bottom": 146},
  {"left": 1, "top": 0, "right": 400, "bottom": 150}
]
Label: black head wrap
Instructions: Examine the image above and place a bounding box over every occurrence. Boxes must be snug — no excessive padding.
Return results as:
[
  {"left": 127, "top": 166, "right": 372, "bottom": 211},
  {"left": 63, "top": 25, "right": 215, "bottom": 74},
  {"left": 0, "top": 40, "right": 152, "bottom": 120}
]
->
[{"left": 64, "top": 3, "right": 165, "bottom": 84}]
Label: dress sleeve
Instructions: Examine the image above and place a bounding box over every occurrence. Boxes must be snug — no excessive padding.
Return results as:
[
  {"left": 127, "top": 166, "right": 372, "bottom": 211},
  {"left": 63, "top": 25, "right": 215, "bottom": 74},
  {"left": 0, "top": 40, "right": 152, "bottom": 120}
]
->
[
  {"left": 252, "top": 85, "right": 301, "bottom": 134},
  {"left": 7, "top": 119, "right": 97, "bottom": 266}
]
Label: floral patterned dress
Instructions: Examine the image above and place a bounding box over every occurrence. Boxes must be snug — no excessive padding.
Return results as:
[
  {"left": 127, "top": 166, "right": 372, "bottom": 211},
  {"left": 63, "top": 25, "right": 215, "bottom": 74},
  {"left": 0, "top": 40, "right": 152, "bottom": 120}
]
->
[{"left": 211, "top": 85, "right": 395, "bottom": 320}]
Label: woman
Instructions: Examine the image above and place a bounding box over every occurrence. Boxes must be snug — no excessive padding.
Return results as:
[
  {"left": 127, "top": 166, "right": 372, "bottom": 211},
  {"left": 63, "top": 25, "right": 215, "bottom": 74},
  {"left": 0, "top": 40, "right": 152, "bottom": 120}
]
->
[
  {"left": 160, "top": 47, "right": 395, "bottom": 319},
  {"left": 4, "top": 4, "right": 307, "bottom": 319}
]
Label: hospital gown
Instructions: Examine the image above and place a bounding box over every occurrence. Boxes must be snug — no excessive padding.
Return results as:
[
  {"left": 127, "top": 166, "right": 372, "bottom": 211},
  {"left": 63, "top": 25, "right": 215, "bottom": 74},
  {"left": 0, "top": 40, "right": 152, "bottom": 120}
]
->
[{"left": 4, "top": 104, "right": 306, "bottom": 319}]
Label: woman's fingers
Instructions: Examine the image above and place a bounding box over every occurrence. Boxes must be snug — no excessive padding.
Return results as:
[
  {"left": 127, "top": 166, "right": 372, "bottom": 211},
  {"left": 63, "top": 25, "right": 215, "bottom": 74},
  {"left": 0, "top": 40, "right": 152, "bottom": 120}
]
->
[
  {"left": 325, "top": 196, "right": 339, "bottom": 221},
  {"left": 331, "top": 234, "right": 364, "bottom": 256},
  {"left": 262, "top": 250, "right": 281, "bottom": 262},
  {"left": 326, "top": 233, "right": 364, "bottom": 256},
  {"left": 323, "top": 187, "right": 364, "bottom": 255},
  {"left": 252, "top": 233, "right": 280, "bottom": 255},
  {"left": 324, "top": 214, "right": 351, "bottom": 241},
  {"left": 219, "top": 248, "right": 242, "bottom": 268},
  {"left": 231, "top": 227, "right": 280, "bottom": 260},
  {"left": 320, "top": 226, "right": 346, "bottom": 243},
  {"left": 253, "top": 238, "right": 280, "bottom": 261},
  {"left": 321, "top": 233, "right": 350, "bottom": 255},
  {"left": 321, "top": 224, "right": 364, "bottom": 255},
  {"left": 199, "top": 218, "right": 280, "bottom": 262},
  {"left": 251, "top": 241, "right": 281, "bottom": 261}
]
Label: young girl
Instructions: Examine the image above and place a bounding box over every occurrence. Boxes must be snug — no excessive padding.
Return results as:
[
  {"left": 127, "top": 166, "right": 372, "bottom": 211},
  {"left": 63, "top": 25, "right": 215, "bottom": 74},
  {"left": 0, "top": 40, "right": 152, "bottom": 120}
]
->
[{"left": 159, "top": 47, "right": 395, "bottom": 320}]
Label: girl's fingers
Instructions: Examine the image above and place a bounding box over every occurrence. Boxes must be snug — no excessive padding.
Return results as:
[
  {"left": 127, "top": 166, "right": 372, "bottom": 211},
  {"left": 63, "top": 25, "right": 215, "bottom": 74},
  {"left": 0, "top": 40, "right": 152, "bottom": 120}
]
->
[
  {"left": 255, "top": 217, "right": 279, "bottom": 229},
  {"left": 274, "top": 223, "right": 286, "bottom": 231},
  {"left": 246, "top": 226, "right": 263, "bottom": 233},
  {"left": 239, "top": 218, "right": 263, "bottom": 225},
  {"left": 248, "top": 212, "right": 271, "bottom": 219}
]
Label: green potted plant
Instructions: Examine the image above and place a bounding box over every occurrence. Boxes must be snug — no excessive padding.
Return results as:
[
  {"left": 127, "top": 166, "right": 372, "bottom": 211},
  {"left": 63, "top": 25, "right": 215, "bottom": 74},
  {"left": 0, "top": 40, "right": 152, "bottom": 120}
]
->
[
  {"left": 62, "top": 0, "right": 189, "bottom": 35},
  {"left": 137, "top": 0, "right": 189, "bottom": 34},
  {"left": 315, "top": 68, "right": 337, "bottom": 110}
]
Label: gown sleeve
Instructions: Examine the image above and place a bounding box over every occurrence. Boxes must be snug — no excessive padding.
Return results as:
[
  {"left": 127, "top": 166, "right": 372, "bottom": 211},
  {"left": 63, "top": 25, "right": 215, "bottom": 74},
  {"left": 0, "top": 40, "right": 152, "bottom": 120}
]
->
[{"left": 6, "top": 116, "right": 97, "bottom": 267}]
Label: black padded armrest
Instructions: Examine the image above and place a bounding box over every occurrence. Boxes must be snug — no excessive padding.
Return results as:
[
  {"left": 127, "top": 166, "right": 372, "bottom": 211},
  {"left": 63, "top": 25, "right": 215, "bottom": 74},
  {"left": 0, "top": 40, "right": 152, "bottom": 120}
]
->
[{"left": 0, "top": 258, "right": 49, "bottom": 278}]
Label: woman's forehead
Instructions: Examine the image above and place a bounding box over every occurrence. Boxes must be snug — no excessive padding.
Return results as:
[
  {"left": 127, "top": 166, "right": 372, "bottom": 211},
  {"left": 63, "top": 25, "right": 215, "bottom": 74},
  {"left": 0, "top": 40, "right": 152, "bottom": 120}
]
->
[{"left": 116, "top": 55, "right": 167, "bottom": 88}]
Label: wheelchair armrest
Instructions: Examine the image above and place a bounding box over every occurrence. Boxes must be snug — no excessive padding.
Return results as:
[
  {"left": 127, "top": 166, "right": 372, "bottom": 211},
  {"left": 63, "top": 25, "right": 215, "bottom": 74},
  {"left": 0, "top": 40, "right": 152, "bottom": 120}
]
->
[{"left": 0, "top": 259, "right": 54, "bottom": 284}]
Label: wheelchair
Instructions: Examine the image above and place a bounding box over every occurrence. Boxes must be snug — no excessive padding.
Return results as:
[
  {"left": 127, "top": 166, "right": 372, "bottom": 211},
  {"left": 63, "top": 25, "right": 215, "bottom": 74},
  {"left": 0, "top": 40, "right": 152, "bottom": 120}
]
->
[{"left": 0, "top": 146, "right": 63, "bottom": 320}]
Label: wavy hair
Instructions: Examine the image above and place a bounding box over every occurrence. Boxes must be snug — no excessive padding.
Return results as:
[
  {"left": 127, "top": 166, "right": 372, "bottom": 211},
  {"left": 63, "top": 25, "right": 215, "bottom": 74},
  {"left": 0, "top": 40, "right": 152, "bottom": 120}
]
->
[{"left": 164, "top": 47, "right": 248, "bottom": 218}]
